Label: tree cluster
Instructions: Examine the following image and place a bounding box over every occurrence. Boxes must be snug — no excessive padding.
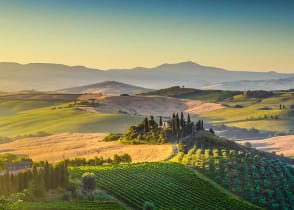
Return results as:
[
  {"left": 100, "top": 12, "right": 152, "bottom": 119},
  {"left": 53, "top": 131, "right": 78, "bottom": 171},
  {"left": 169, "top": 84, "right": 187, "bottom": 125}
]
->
[
  {"left": 0, "top": 161, "right": 68, "bottom": 199},
  {"left": 171, "top": 112, "right": 193, "bottom": 142},
  {"left": 244, "top": 90, "right": 273, "bottom": 99},
  {"left": 121, "top": 116, "right": 167, "bottom": 144},
  {"left": 66, "top": 154, "right": 132, "bottom": 166}
]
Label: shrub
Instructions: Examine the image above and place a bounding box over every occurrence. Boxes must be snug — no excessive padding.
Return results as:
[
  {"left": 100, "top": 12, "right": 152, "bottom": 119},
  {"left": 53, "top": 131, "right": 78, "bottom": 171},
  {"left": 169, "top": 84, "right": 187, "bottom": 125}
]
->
[
  {"left": 81, "top": 172, "right": 96, "bottom": 193},
  {"left": 143, "top": 201, "right": 155, "bottom": 210},
  {"left": 103, "top": 133, "right": 122, "bottom": 142}
]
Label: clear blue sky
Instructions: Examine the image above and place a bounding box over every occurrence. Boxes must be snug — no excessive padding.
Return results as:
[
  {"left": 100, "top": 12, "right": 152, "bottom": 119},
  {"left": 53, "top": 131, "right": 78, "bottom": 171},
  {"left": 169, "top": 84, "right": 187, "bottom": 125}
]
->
[{"left": 0, "top": 0, "right": 294, "bottom": 72}]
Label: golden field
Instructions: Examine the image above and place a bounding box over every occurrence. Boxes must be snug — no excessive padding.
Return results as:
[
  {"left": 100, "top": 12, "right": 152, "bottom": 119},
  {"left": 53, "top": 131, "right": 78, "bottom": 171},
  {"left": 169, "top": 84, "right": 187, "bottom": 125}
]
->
[{"left": 0, "top": 133, "right": 173, "bottom": 162}]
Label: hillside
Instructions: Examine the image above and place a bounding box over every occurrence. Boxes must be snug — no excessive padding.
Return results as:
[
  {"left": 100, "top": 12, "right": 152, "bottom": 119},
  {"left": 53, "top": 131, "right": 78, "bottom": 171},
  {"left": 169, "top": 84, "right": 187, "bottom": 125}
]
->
[
  {"left": 0, "top": 101, "right": 143, "bottom": 138},
  {"left": 0, "top": 62, "right": 293, "bottom": 91},
  {"left": 0, "top": 133, "right": 173, "bottom": 162},
  {"left": 174, "top": 131, "right": 294, "bottom": 209},
  {"left": 200, "top": 91, "right": 294, "bottom": 133},
  {"left": 77, "top": 95, "right": 223, "bottom": 116},
  {"left": 204, "top": 76, "right": 294, "bottom": 91},
  {"left": 59, "top": 81, "right": 152, "bottom": 95},
  {"left": 238, "top": 135, "right": 294, "bottom": 158},
  {"left": 141, "top": 86, "right": 241, "bottom": 102},
  {"left": 72, "top": 162, "right": 260, "bottom": 210}
]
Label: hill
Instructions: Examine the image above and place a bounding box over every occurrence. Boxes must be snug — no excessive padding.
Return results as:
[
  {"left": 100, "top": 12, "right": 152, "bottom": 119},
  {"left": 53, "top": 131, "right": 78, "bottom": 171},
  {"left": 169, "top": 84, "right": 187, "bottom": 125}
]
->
[
  {"left": 141, "top": 86, "right": 241, "bottom": 102},
  {"left": 204, "top": 76, "right": 294, "bottom": 91},
  {"left": 238, "top": 135, "right": 294, "bottom": 158},
  {"left": 72, "top": 162, "right": 260, "bottom": 210},
  {"left": 59, "top": 81, "right": 152, "bottom": 95},
  {"left": 173, "top": 131, "right": 294, "bottom": 209},
  {"left": 0, "top": 61, "right": 293, "bottom": 91},
  {"left": 0, "top": 101, "right": 143, "bottom": 138},
  {"left": 0, "top": 133, "right": 172, "bottom": 162},
  {"left": 77, "top": 95, "right": 223, "bottom": 116}
]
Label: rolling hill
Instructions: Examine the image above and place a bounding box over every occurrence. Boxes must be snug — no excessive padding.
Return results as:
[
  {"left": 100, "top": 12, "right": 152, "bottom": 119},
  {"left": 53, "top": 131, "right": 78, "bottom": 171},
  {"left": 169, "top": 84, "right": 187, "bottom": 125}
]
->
[
  {"left": 72, "top": 162, "right": 260, "bottom": 210},
  {"left": 173, "top": 131, "right": 294, "bottom": 209},
  {"left": 0, "top": 61, "right": 293, "bottom": 91},
  {"left": 59, "top": 81, "right": 152, "bottom": 95},
  {"left": 204, "top": 76, "right": 294, "bottom": 91}
]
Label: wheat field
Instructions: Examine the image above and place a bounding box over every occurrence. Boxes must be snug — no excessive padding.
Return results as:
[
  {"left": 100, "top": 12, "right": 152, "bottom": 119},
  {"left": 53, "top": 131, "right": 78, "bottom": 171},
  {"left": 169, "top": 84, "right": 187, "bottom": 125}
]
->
[{"left": 0, "top": 133, "right": 173, "bottom": 162}]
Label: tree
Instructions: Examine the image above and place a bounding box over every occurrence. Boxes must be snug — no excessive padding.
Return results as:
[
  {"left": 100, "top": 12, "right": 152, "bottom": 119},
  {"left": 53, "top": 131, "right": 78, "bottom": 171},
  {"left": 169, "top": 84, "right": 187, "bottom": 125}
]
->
[
  {"left": 120, "top": 153, "right": 132, "bottom": 163},
  {"left": 187, "top": 114, "right": 191, "bottom": 125},
  {"left": 144, "top": 117, "right": 149, "bottom": 132},
  {"left": 180, "top": 112, "right": 184, "bottom": 129},
  {"left": 159, "top": 116, "right": 163, "bottom": 127},
  {"left": 81, "top": 172, "right": 96, "bottom": 193},
  {"left": 209, "top": 128, "right": 215, "bottom": 134},
  {"left": 113, "top": 154, "right": 121, "bottom": 164}
]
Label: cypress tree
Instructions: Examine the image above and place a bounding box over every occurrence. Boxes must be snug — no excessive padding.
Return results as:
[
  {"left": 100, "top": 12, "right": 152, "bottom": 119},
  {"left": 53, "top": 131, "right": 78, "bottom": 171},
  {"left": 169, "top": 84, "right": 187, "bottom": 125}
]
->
[
  {"left": 187, "top": 114, "right": 191, "bottom": 125},
  {"left": 159, "top": 116, "right": 163, "bottom": 127},
  {"left": 144, "top": 117, "right": 149, "bottom": 132},
  {"left": 176, "top": 113, "right": 180, "bottom": 132},
  {"left": 180, "top": 112, "right": 184, "bottom": 129},
  {"left": 172, "top": 113, "right": 176, "bottom": 134}
]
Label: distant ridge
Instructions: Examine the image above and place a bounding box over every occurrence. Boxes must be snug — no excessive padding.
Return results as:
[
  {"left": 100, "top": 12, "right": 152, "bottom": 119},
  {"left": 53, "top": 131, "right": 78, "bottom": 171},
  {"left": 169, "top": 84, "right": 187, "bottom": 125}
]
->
[
  {"left": 58, "top": 81, "right": 152, "bottom": 95},
  {"left": 0, "top": 61, "right": 293, "bottom": 91}
]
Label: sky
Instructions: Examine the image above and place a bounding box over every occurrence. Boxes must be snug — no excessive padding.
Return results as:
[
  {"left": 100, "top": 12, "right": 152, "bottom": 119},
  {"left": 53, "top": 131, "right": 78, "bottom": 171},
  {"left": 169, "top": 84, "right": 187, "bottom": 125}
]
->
[{"left": 0, "top": 0, "right": 294, "bottom": 72}]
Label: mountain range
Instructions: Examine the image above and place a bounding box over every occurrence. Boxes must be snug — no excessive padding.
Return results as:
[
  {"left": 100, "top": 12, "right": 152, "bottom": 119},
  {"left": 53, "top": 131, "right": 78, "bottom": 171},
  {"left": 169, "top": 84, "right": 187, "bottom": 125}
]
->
[{"left": 0, "top": 61, "right": 293, "bottom": 91}]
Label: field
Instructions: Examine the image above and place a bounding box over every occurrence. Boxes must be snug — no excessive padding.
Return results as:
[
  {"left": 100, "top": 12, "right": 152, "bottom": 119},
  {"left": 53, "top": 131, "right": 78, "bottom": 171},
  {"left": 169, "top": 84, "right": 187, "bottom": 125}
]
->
[
  {"left": 174, "top": 132, "right": 294, "bottom": 209},
  {"left": 16, "top": 201, "right": 125, "bottom": 210},
  {"left": 200, "top": 92, "right": 294, "bottom": 133},
  {"left": 0, "top": 101, "right": 143, "bottom": 138},
  {"left": 71, "top": 162, "right": 260, "bottom": 210},
  {"left": 0, "top": 99, "right": 62, "bottom": 117},
  {"left": 79, "top": 95, "right": 223, "bottom": 116},
  {"left": 239, "top": 135, "right": 294, "bottom": 157},
  {"left": 0, "top": 133, "right": 173, "bottom": 162}
]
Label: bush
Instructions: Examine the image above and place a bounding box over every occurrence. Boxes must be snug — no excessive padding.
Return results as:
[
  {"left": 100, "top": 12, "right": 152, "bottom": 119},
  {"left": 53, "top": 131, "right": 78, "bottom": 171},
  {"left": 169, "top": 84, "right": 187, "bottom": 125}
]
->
[
  {"left": 103, "top": 133, "right": 122, "bottom": 142},
  {"left": 0, "top": 197, "right": 16, "bottom": 210},
  {"left": 81, "top": 172, "right": 96, "bottom": 194},
  {"left": 143, "top": 201, "right": 155, "bottom": 210}
]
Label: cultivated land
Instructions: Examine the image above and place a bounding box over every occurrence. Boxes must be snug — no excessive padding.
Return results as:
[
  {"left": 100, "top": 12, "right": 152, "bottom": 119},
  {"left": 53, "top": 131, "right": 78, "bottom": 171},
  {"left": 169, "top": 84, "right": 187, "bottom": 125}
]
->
[
  {"left": 0, "top": 93, "right": 223, "bottom": 138},
  {"left": 144, "top": 87, "right": 294, "bottom": 133},
  {"left": 0, "top": 101, "right": 143, "bottom": 138},
  {"left": 79, "top": 95, "right": 223, "bottom": 116},
  {"left": 71, "top": 162, "right": 260, "bottom": 210},
  {"left": 239, "top": 135, "right": 294, "bottom": 158},
  {"left": 0, "top": 133, "right": 173, "bottom": 162}
]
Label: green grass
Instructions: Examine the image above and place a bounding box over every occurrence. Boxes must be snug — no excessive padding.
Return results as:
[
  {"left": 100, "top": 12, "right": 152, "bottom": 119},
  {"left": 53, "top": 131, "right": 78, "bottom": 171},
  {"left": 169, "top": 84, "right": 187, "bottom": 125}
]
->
[
  {"left": 141, "top": 86, "right": 241, "bottom": 102},
  {"left": 0, "top": 104, "right": 143, "bottom": 138},
  {"left": 71, "top": 162, "right": 260, "bottom": 210},
  {"left": 0, "top": 100, "right": 62, "bottom": 117},
  {"left": 200, "top": 92, "right": 294, "bottom": 133},
  {"left": 16, "top": 200, "right": 125, "bottom": 210}
]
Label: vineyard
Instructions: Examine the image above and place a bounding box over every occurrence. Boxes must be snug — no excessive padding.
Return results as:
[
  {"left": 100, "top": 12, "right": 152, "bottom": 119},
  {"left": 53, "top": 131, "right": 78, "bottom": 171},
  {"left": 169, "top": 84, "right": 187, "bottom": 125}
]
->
[
  {"left": 71, "top": 162, "right": 260, "bottom": 210},
  {"left": 174, "top": 145, "right": 294, "bottom": 210},
  {"left": 16, "top": 200, "right": 125, "bottom": 210}
]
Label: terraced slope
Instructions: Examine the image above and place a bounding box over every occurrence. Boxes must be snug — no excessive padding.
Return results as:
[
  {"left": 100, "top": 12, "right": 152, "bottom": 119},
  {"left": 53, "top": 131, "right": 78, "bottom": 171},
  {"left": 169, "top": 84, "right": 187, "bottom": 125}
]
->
[
  {"left": 174, "top": 132, "right": 294, "bottom": 209},
  {"left": 71, "top": 162, "right": 260, "bottom": 210},
  {"left": 17, "top": 201, "right": 125, "bottom": 210}
]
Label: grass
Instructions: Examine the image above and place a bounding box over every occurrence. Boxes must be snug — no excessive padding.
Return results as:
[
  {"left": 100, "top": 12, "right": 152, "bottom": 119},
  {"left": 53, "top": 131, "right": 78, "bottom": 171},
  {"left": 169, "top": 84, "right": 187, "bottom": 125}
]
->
[
  {"left": 16, "top": 200, "right": 126, "bottom": 210},
  {"left": 0, "top": 100, "right": 62, "bottom": 117},
  {"left": 0, "top": 133, "right": 173, "bottom": 162},
  {"left": 0, "top": 104, "right": 143, "bottom": 138},
  {"left": 200, "top": 92, "right": 294, "bottom": 133},
  {"left": 71, "top": 162, "right": 260, "bottom": 210}
]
